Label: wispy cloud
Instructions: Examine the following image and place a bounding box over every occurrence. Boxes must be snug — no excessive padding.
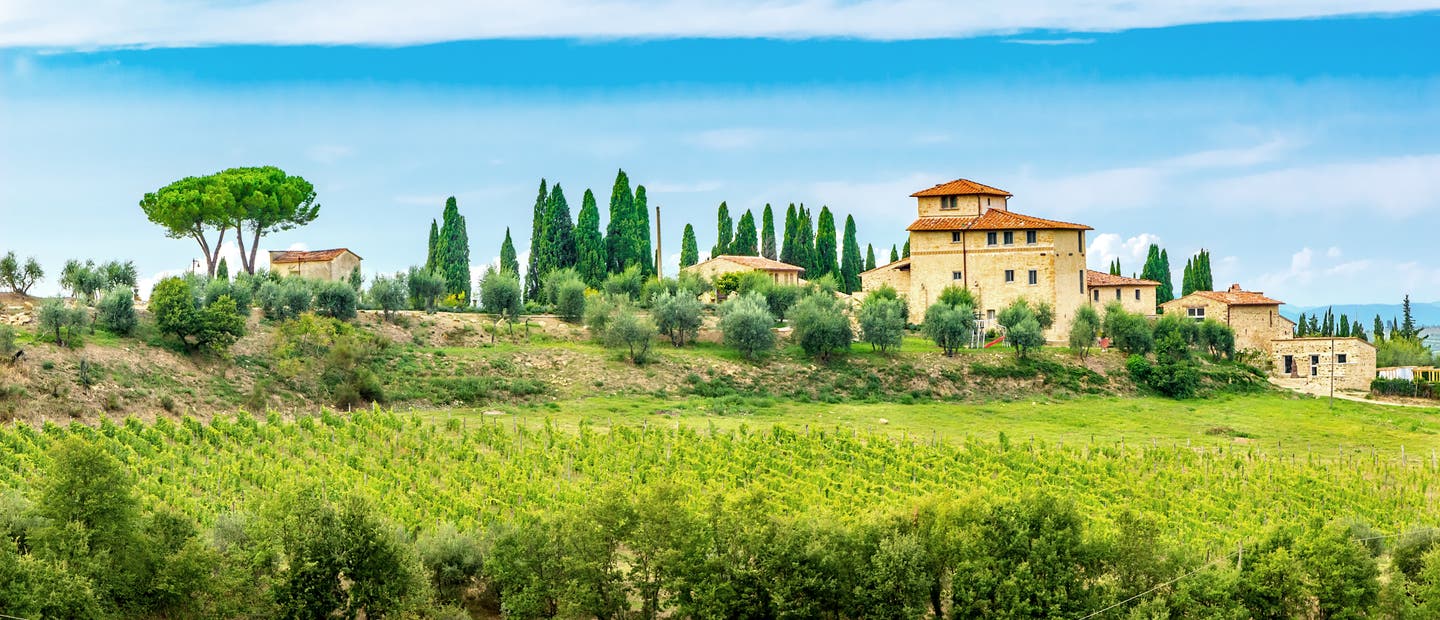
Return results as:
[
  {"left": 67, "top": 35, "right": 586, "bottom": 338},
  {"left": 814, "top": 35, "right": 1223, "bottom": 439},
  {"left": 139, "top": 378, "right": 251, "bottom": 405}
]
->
[
  {"left": 1251, "top": 246, "right": 1440, "bottom": 305},
  {"left": 1005, "top": 37, "right": 1096, "bottom": 45},
  {"left": 4, "top": 1, "right": 1439, "bottom": 47}
]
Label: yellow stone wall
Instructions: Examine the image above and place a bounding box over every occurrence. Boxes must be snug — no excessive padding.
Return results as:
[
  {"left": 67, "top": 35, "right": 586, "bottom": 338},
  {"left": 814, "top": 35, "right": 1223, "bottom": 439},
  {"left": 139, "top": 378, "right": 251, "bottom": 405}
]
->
[
  {"left": 684, "top": 258, "right": 802, "bottom": 287},
  {"left": 1160, "top": 294, "right": 1289, "bottom": 354},
  {"left": 1271, "top": 338, "right": 1377, "bottom": 391},
  {"left": 1089, "top": 285, "right": 1158, "bottom": 317},
  {"left": 272, "top": 252, "right": 362, "bottom": 282},
  {"left": 859, "top": 262, "right": 911, "bottom": 296},
  {"left": 916, "top": 194, "right": 1009, "bottom": 218}
]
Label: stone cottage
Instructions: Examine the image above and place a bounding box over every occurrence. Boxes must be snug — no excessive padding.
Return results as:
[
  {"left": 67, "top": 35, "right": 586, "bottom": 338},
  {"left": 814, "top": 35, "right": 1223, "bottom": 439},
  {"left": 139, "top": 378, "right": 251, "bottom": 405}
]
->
[
  {"left": 685, "top": 255, "right": 806, "bottom": 287},
  {"left": 268, "top": 248, "right": 362, "bottom": 282},
  {"left": 1086, "top": 270, "right": 1159, "bottom": 317},
  {"left": 859, "top": 178, "right": 1092, "bottom": 341},
  {"left": 1159, "top": 284, "right": 1293, "bottom": 354},
  {"left": 1271, "top": 337, "right": 1377, "bottom": 392}
]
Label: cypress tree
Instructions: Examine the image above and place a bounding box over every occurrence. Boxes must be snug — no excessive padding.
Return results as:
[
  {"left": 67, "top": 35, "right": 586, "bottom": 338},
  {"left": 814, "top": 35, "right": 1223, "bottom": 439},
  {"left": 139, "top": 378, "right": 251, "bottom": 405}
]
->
[
  {"left": 1338, "top": 313, "right": 1351, "bottom": 337},
  {"left": 1157, "top": 249, "right": 1174, "bottom": 304},
  {"left": 680, "top": 224, "right": 699, "bottom": 268},
  {"left": 1181, "top": 258, "right": 1195, "bottom": 296},
  {"left": 780, "top": 204, "right": 799, "bottom": 265},
  {"left": 1373, "top": 315, "right": 1386, "bottom": 342},
  {"left": 1352, "top": 320, "right": 1367, "bottom": 342},
  {"left": 902, "top": 239, "right": 910, "bottom": 259},
  {"left": 1197, "top": 249, "right": 1213, "bottom": 291},
  {"left": 525, "top": 179, "right": 548, "bottom": 301},
  {"left": 1109, "top": 258, "right": 1122, "bottom": 276},
  {"left": 575, "top": 188, "right": 607, "bottom": 288},
  {"left": 865, "top": 244, "right": 876, "bottom": 271},
  {"left": 1400, "top": 295, "right": 1418, "bottom": 339},
  {"left": 1309, "top": 314, "right": 1320, "bottom": 335},
  {"left": 840, "top": 214, "right": 862, "bottom": 293},
  {"left": 426, "top": 219, "right": 440, "bottom": 272},
  {"left": 499, "top": 228, "right": 519, "bottom": 276},
  {"left": 536, "top": 184, "right": 577, "bottom": 292},
  {"left": 437, "top": 197, "right": 471, "bottom": 302},
  {"left": 890, "top": 245, "right": 899, "bottom": 264},
  {"left": 761, "top": 204, "right": 777, "bottom": 260},
  {"left": 1296, "top": 312, "right": 1308, "bottom": 337},
  {"left": 605, "top": 170, "right": 634, "bottom": 273},
  {"left": 813, "top": 206, "right": 840, "bottom": 282},
  {"left": 1322, "top": 307, "right": 1334, "bottom": 336},
  {"left": 733, "top": 210, "right": 758, "bottom": 256},
  {"left": 634, "top": 185, "right": 654, "bottom": 276},
  {"left": 712, "top": 202, "right": 734, "bottom": 257},
  {"left": 216, "top": 258, "right": 229, "bottom": 281},
  {"left": 795, "top": 206, "right": 816, "bottom": 273}
]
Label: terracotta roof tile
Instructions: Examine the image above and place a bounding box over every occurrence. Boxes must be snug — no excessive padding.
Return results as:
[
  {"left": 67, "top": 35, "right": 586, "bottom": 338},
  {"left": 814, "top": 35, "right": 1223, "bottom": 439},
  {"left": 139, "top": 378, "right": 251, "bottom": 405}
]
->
[
  {"left": 706, "top": 255, "right": 805, "bottom": 272},
  {"left": 910, "top": 178, "right": 1013, "bottom": 197},
  {"left": 268, "top": 248, "right": 360, "bottom": 264},
  {"left": 1085, "top": 270, "right": 1159, "bottom": 287},
  {"left": 906, "top": 210, "right": 1092, "bottom": 233},
  {"left": 1175, "top": 284, "right": 1284, "bottom": 307},
  {"left": 860, "top": 257, "right": 910, "bottom": 275}
]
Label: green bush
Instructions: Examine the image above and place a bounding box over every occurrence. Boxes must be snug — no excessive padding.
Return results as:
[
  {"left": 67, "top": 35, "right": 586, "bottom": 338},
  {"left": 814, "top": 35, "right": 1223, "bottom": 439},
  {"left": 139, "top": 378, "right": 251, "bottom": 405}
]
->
[
  {"left": 601, "top": 265, "right": 644, "bottom": 302},
  {"left": 1103, "top": 302, "right": 1154, "bottom": 355},
  {"left": 764, "top": 284, "right": 805, "bottom": 319},
  {"left": 258, "top": 278, "right": 313, "bottom": 321},
  {"left": 998, "top": 299, "right": 1045, "bottom": 359},
  {"left": 313, "top": 280, "right": 359, "bottom": 321},
  {"left": 857, "top": 292, "right": 905, "bottom": 353},
  {"left": 1370, "top": 378, "right": 1437, "bottom": 399},
  {"left": 1198, "top": 319, "right": 1236, "bottom": 360},
  {"left": 203, "top": 277, "right": 252, "bottom": 314},
  {"left": 923, "top": 300, "right": 975, "bottom": 357},
  {"left": 0, "top": 325, "right": 16, "bottom": 359},
  {"left": 96, "top": 286, "right": 138, "bottom": 335},
  {"left": 719, "top": 292, "right": 776, "bottom": 360},
  {"left": 651, "top": 290, "right": 702, "bottom": 347},
  {"left": 1068, "top": 304, "right": 1101, "bottom": 360},
  {"left": 407, "top": 267, "right": 445, "bottom": 313},
  {"left": 1392, "top": 528, "right": 1440, "bottom": 579},
  {"left": 37, "top": 298, "right": 87, "bottom": 348},
  {"left": 549, "top": 271, "right": 588, "bottom": 323},
  {"left": 479, "top": 269, "right": 523, "bottom": 328},
  {"left": 603, "top": 304, "right": 657, "bottom": 364},
  {"left": 787, "top": 293, "right": 852, "bottom": 361},
  {"left": 152, "top": 277, "right": 245, "bottom": 356},
  {"left": 368, "top": 274, "right": 408, "bottom": 322}
]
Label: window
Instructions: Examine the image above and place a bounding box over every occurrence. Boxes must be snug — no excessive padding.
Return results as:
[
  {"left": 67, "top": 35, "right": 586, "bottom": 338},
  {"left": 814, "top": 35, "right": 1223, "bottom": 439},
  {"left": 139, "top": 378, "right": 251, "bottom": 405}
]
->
[
  {"left": 1093, "top": 290, "right": 1100, "bottom": 302},
  {"left": 941, "top": 195, "right": 958, "bottom": 210},
  {"left": 1135, "top": 289, "right": 1141, "bottom": 301},
  {"left": 1115, "top": 289, "right": 1121, "bottom": 300},
  {"left": 1079, "top": 270, "right": 1084, "bottom": 293},
  {"left": 1337, "top": 353, "right": 1348, "bottom": 364},
  {"left": 1004, "top": 270, "right": 1015, "bottom": 283},
  {"left": 987, "top": 232, "right": 997, "bottom": 246},
  {"left": 952, "top": 271, "right": 963, "bottom": 281},
  {"left": 1003, "top": 231, "right": 1014, "bottom": 245},
  {"left": 1186, "top": 307, "right": 1205, "bottom": 321},
  {"left": 1310, "top": 355, "right": 1320, "bottom": 376},
  {"left": 1026, "top": 230, "right": 1037, "bottom": 244},
  {"left": 1079, "top": 231, "right": 1085, "bottom": 254},
  {"left": 1028, "top": 270, "right": 1038, "bottom": 285},
  {"left": 951, "top": 231, "right": 962, "bottom": 243},
  {"left": 987, "top": 309, "right": 996, "bottom": 321}
]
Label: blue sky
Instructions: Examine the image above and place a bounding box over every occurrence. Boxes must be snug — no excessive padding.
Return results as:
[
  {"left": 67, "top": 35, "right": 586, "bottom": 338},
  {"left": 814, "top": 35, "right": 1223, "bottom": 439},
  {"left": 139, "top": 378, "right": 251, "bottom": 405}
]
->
[{"left": 1, "top": 2, "right": 1438, "bottom": 306}]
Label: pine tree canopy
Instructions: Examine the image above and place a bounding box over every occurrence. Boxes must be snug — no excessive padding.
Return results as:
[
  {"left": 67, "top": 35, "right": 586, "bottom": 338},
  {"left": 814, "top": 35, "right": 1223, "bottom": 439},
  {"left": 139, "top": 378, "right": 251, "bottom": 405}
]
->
[
  {"left": 761, "top": 204, "right": 778, "bottom": 260},
  {"left": 732, "top": 209, "right": 759, "bottom": 256},
  {"left": 575, "top": 188, "right": 607, "bottom": 287}
]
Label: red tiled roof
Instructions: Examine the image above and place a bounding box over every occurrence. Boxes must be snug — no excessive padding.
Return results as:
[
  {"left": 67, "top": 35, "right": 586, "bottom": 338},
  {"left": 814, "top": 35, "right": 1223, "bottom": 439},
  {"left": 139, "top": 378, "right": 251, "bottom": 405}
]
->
[
  {"left": 708, "top": 255, "right": 805, "bottom": 272},
  {"left": 910, "top": 178, "right": 1013, "bottom": 198},
  {"left": 1183, "top": 284, "right": 1284, "bottom": 307},
  {"left": 907, "top": 217, "right": 977, "bottom": 231},
  {"left": 1085, "top": 270, "right": 1159, "bottom": 287},
  {"left": 268, "top": 248, "right": 360, "bottom": 264},
  {"left": 905, "top": 210, "right": 1092, "bottom": 233},
  {"left": 860, "top": 257, "right": 910, "bottom": 275}
]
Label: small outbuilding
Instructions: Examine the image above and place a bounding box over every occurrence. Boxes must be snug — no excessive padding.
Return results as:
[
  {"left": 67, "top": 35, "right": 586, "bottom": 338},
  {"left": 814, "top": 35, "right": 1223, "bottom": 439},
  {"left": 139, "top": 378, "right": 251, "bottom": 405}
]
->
[
  {"left": 1086, "top": 270, "right": 1159, "bottom": 317},
  {"left": 1160, "top": 284, "right": 1291, "bottom": 354},
  {"left": 1271, "top": 337, "right": 1377, "bottom": 392},
  {"left": 685, "top": 255, "right": 805, "bottom": 287},
  {"left": 268, "top": 248, "right": 363, "bottom": 282}
]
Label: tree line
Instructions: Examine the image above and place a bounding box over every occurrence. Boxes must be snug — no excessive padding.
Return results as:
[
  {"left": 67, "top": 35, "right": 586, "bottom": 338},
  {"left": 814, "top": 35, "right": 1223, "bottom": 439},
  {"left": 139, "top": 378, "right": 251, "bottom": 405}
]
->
[
  {"left": 698, "top": 202, "right": 871, "bottom": 294},
  {"left": 4, "top": 434, "right": 1440, "bottom": 619}
]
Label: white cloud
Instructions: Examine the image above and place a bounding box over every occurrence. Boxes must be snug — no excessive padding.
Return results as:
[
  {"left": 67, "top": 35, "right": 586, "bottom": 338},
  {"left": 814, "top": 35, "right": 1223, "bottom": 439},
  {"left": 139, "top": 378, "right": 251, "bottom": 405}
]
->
[
  {"left": 1086, "top": 232, "right": 1160, "bottom": 274},
  {"left": 1253, "top": 248, "right": 1440, "bottom": 305},
  {"left": 1005, "top": 37, "right": 1096, "bottom": 45},
  {"left": 1326, "top": 246, "right": 1343, "bottom": 259},
  {"left": 1196, "top": 154, "right": 1440, "bottom": 217},
  {"left": 6, "top": 0, "right": 1437, "bottom": 47}
]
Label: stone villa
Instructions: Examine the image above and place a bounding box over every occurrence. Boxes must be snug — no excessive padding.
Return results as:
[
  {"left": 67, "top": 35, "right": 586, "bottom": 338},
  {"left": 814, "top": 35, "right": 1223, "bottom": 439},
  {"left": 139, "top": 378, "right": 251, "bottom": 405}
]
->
[
  {"left": 268, "top": 248, "right": 363, "bottom": 282},
  {"left": 859, "top": 178, "right": 1092, "bottom": 341}
]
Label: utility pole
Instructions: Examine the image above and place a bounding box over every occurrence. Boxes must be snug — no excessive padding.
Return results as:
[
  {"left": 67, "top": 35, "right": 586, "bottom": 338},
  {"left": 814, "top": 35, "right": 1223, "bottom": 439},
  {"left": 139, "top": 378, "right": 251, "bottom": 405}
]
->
[{"left": 654, "top": 205, "right": 663, "bottom": 279}]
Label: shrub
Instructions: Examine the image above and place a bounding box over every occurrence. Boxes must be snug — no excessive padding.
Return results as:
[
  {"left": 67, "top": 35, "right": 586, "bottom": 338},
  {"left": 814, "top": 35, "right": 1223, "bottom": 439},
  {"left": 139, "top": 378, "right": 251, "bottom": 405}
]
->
[
  {"left": 1152, "top": 314, "right": 1199, "bottom": 349},
  {"left": 858, "top": 292, "right": 905, "bottom": 353},
  {"left": 583, "top": 294, "right": 618, "bottom": 340},
  {"left": 547, "top": 270, "right": 588, "bottom": 323},
  {"left": 1393, "top": 528, "right": 1440, "bottom": 579},
  {"left": 1068, "top": 304, "right": 1101, "bottom": 360},
  {"left": 417, "top": 524, "right": 486, "bottom": 606},
  {"left": 258, "top": 278, "right": 313, "bottom": 321},
  {"left": 1198, "top": 319, "right": 1236, "bottom": 360},
  {"left": 407, "top": 267, "right": 445, "bottom": 313},
  {"left": 480, "top": 269, "right": 523, "bottom": 328},
  {"left": 368, "top": 275, "right": 408, "bottom": 323},
  {"left": 0, "top": 325, "right": 16, "bottom": 360},
  {"left": 787, "top": 293, "right": 852, "bottom": 361},
  {"left": 37, "top": 298, "right": 87, "bottom": 348},
  {"left": 923, "top": 301, "right": 975, "bottom": 357},
  {"left": 198, "top": 296, "right": 246, "bottom": 357},
  {"left": 151, "top": 278, "right": 197, "bottom": 343},
  {"left": 313, "top": 280, "right": 359, "bottom": 321},
  {"left": 601, "top": 265, "right": 645, "bottom": 302},
  {"left": 1370, "top": 378, "right": 1437, "bottom": 399},
  {"left": 937, "top": 285, "right": 977, "bottom": 309},
  {"left": 1103, "top": 303, "right": 1153, "bottom": 355},
  {"left": 719, "top": 292, "right": 776, "bottom": 360},
  {"left": 152, "top": 277, "right": 245, "bottom": 356},
  {"left": 651, "top": 290, "right": 702, "bottom": 347},
  {"left": 203, "top": 277, "right": 252, "bottom": 315},
  {"left": 764, "top": 285, "right": 805, "bottom": 319},
  {"left": 96, "top": 286, "right": 137, "bottom": 336}
]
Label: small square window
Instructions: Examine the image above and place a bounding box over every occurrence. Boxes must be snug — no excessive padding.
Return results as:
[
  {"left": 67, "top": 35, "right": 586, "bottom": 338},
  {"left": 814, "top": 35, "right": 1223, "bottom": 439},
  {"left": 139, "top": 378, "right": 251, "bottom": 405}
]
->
[
  {"left": 1026, "top": 230, "right": 1037, "bottom": 244},
  {"left": 1093, "top": 290, "right": 1100, "bottom": 302},
  {"left": 1337, "top": 353, "right": 1348, "bottom": 364},
  {"left": 1115, "top": 289, "right": 1121, "bottom": 300},
  {"left": 1004, "top": 270, "right": 1015, "bottom": 283},
  {"left": 1028, "top": 270, "right": 1038, "bottom": 285},
  {"left": 1003, "top": 231, "right": 1014, "bottom": 245},
  {"left": 1135, "top": 289, "right": 1141, "bottom": 301},
  {"left": 952, "top": 271, "right": 963, "bottom": 281},
  {"left": 987, "top": 309, "right": 996, "bottom": 321},
  {"left": 987, "top": 232, "right": 997, "bottom": 246},
  {"left": 951, "top": 231, "right": 962, "bottom": 243}
]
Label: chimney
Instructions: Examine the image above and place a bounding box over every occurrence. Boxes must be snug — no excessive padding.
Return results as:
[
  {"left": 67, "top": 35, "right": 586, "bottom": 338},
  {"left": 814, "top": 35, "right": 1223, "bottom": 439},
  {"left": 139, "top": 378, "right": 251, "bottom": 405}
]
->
[{"left": 1228, "top": 283, "right": 1243, "bottom": 293}]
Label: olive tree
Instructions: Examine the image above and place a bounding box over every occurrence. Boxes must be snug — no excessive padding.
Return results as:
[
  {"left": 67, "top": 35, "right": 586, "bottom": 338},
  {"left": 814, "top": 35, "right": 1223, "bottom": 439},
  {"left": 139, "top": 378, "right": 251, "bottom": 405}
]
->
[
  {"left": 546, "top": 268, "right": 588, "bottom": 323},
  {"left": 720, "top": 292, "right": 776, "bottom": 360},
  {"left": 788, "top": 293, "right": 852, "bottom": 361},
  {"left": 1102, "top": 302, "right": 1154, "bottom": 355},
  {"left": 0, "top": 252, "right": 44, "bottom": 295},
  {"left": 857, "top": 290, "right": 906, "bottom": 353},
  {"left": 651, "top": 289, "right": 703, "bottom": 347},
  {"left": 922, "top": 286, "right": 976, "bottom": 357},
  {"left": 313, "top": 280, "right": 358, "bottom": 321},
  {"left": 367, "top": 274, "right": 408, "bottom": 323},
  {"left": 96, "top": 286, "right": 138, "bottom": 335},
  {"left": 1068, "top": 304, "right": 1101, "bottom": 360},
  {"left": 37, "top": 298, "right": 88, "bottom": 348},
  {"left": 480, "top": 269, "right": 524, "bottom": 335}
]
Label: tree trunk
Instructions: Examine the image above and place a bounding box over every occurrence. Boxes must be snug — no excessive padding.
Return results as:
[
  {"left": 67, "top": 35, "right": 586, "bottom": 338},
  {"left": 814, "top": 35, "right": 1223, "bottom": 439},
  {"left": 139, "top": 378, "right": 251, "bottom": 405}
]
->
[{"left": 247, "top": 227, "right": 262, "bottom": 274}]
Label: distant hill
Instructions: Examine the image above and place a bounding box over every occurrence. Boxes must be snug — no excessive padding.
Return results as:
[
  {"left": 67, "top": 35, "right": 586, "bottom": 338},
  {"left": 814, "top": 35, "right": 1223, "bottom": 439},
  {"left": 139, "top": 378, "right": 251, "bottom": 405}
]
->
[{"left": 1280, "top": 301, "right": 1440, "bottom": 329}]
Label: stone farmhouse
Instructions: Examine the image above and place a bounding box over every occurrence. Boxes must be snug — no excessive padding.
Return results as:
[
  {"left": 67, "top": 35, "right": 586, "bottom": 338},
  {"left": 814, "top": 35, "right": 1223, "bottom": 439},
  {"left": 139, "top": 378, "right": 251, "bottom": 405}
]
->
[
  {"left": 1085, "top": 271, "right": 1159, "bottom": 317},
  {"left": 268, "top": 248, "right": 362, "bottom": 282},
  {"left": 859, "top": 178, "right": 1092, "bottom": 341},
  {"left": 1160, "top": 285, "right": 1292, "bottom": 354},
  {"left": 687, "top": 255, "right": 805, "bottom": 287}
]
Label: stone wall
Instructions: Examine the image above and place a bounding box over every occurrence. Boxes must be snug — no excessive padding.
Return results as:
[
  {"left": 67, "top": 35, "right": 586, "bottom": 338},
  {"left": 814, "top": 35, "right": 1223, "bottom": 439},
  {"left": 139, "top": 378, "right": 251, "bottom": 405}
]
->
[
  {"left": 1090, "top": 285, "right": 1157, "bottom": 317},
  {"left": 1272, "top": 337, "right": 1377, "bottom": 391},
  {"left": 273, "top": 252, "right": 362, "bottom": 282},
  {"left": 915, "top": 194, "right": 1008, "bottom": 218},
  {"left": 1161, "top": 295, "right": 1288, "bottom": 354}
]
